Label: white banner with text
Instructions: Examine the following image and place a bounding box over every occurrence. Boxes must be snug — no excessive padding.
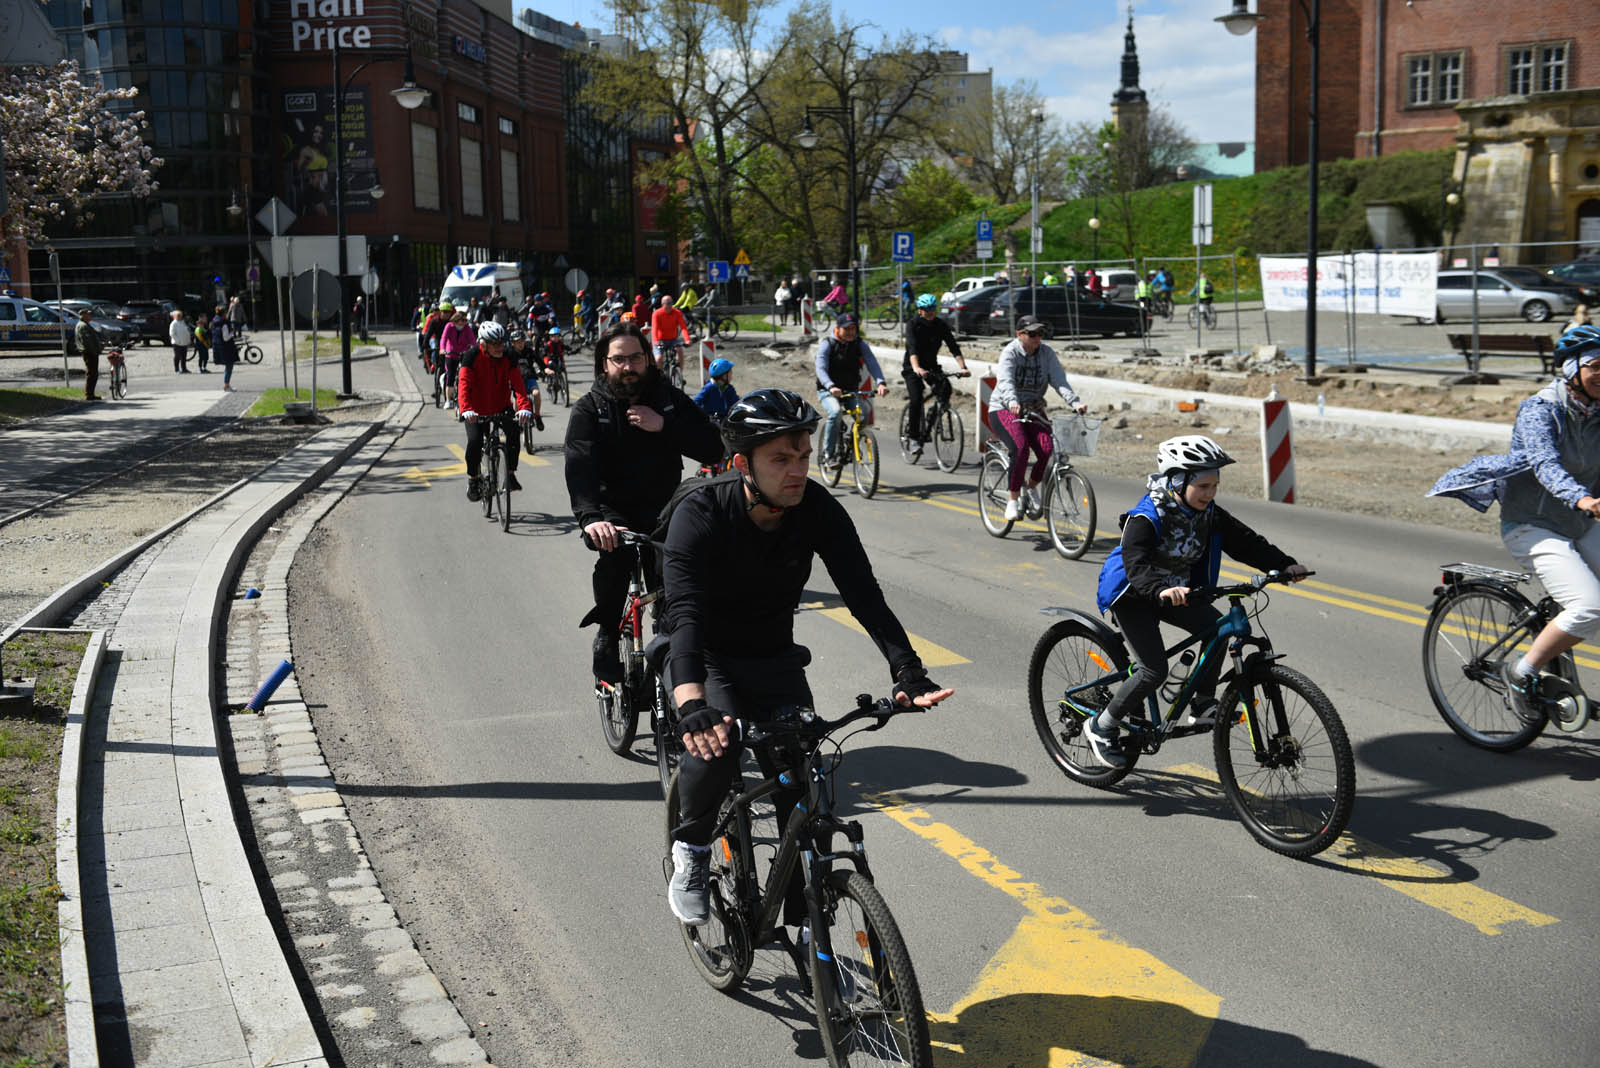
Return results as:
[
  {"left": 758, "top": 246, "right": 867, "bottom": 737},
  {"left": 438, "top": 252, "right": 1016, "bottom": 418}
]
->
[{"left": 1259, "top": 252, "right": 1437, "bottom": 319}]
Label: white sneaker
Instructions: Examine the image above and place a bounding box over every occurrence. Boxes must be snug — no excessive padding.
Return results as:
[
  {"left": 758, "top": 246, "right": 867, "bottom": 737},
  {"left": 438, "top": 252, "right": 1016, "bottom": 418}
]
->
[
  {"left": 668, "top": 841, "right": 711, "bottom": 926},
  {"left": 1004, "top": 499, "right": 1021, "bottom": 521}
]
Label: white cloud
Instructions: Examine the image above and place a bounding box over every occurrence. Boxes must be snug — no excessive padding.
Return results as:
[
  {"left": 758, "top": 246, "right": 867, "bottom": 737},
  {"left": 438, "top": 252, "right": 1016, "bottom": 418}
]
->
[{"left": 939, "top": 4, "right": 1256, "bottom": 144}]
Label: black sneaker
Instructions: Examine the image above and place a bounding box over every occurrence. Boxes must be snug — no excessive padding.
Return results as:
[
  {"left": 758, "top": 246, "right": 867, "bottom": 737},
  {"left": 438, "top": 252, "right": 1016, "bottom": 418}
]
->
[
  {"left": 466, "top": 478, "right": 481, "bottom": 502},
  {"left": 1084, "top": 717, "right": 1128, "bottom": 769},
  {"left": 533, "top": 413, "right": 545, "bottom": 431},
  {"left": 593, "top": 632, "right": 621, "bottom": 684},
  {"left": 507, "top": 472, "right": 522, "bottom": 492},
  {"left": 1500, "top": 662, "right": 1543, "bottom": 726},
  {"left": 1180, "top": 696, "right": 1219, "bottom": 728}
]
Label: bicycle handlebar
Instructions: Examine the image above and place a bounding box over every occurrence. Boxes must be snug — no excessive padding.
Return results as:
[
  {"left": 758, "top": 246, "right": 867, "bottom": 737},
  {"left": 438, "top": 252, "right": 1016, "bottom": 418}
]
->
[
  {"left": 579, "top": 528, "right": 659, "bottom": 552},
  {"left": 1191, "top": 569, "right": 1314, "bottom": 601},
  {"left": 736, "top": 694, "right": 919, "bottom": 746}
]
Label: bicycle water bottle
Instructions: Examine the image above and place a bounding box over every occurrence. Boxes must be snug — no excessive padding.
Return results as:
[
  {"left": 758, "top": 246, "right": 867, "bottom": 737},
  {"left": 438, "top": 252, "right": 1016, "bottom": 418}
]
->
[{"left": 1161, "top": 650, "right": 1197, "bottom": 703}]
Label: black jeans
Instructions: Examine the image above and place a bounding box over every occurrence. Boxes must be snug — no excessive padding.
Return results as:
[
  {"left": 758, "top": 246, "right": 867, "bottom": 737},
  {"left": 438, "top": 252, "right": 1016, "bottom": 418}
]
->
[
  {"left": 584, "top": 533, "right": 659, "bottom": 633},
  {"left": 464, "top": 414, "right": 520, "bottom": 480},
  {"left": 1102, "top": 598, "right": 1224, "bottom": 723},
  {"left": 902, "top": 369, "right": 951, "bottom": 440}
]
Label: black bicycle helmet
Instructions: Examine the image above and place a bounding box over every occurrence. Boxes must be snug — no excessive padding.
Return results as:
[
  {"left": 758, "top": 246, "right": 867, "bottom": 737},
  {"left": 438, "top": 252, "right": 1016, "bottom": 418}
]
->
[
  {"left": 1557, "top": 324, "right": 1600, "bottom": 378},
  {"left": 722, "top": 388, "right": 821, "bottom": 454}
]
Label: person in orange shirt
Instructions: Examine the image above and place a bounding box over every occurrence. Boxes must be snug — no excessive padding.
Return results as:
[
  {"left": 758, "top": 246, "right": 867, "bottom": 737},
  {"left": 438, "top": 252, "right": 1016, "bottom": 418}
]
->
[{"left": 650, "top": 294, "right": 692, "bottom": 375}]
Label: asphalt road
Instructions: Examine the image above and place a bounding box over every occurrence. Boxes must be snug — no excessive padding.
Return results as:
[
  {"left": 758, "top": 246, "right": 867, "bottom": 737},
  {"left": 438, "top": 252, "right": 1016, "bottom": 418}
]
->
[{"left": 287, "top": 343, "right": 1597, "bottom": 1068}]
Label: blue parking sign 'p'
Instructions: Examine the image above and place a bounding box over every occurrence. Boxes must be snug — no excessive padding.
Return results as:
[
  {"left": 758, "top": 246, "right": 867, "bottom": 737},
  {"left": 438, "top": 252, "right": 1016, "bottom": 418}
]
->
[
  {"left": 977, "top": 219, "right": 993, "bottom": 242},
  {"left": 892, "top": 231, "right": 914, "bottom": 263}
]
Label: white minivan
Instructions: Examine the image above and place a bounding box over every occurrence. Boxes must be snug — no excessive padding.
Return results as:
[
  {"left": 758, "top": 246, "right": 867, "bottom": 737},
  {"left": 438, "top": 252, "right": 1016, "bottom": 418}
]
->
[
  {"left": 441, "top": 262, "right": 525, "bottom": 311},
  {"left": 939, "top": 275, "right": 1004, "bottom": 305}
]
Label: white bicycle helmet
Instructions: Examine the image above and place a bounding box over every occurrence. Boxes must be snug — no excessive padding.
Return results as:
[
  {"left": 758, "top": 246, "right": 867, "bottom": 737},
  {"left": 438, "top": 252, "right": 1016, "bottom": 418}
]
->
[
  {"left": 1156, "top": 434, "right": 1235, "bottom": 476},
  {"left": 477, "top": 321, "right": 508, "bottom": 345}
]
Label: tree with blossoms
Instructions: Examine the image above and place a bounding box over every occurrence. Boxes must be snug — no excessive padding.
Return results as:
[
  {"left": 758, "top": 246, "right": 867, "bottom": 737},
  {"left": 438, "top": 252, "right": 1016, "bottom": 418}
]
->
[{"left": 0, "top": 59, "right": 161, "bottom": 252}]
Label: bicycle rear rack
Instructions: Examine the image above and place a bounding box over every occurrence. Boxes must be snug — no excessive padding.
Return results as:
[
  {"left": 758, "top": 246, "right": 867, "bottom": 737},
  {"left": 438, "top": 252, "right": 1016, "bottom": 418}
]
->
[{"left": 1439, "top": 562, "right": 1530, "bottom": 585}]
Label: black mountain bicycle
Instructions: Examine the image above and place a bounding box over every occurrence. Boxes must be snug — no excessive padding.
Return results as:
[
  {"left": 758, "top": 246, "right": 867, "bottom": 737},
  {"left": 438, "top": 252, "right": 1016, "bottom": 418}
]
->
[
  {"left": 1027, "top": 571, "right": 1355, "bottom": 858},
  {"left": 664, "top": 695, "right": 932, "bottom": 1067},
  {"left": 898, "top": 369, "right": 970, "bottom": 472},
  {"left": 477, "top": 410, "right": 515, "bottom": 532}
]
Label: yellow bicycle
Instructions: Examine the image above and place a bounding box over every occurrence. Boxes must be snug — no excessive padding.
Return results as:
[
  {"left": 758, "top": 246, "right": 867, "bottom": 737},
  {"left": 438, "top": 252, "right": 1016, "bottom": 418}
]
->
[{"left": 816, "top": 389, "right": 879, "bottom": 498}]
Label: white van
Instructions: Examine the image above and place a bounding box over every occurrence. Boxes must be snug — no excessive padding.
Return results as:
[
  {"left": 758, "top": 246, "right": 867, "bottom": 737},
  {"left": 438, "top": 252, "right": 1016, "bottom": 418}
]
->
[
  {"left": 938, "top": 275, "right": 1003, "bottom": 305},
  {"left": 441, "top": 262, "right": 524, "bottom": 311}
]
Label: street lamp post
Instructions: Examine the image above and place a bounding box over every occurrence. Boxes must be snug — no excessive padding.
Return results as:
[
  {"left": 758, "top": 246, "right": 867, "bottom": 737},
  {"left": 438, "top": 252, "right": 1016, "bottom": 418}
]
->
[
  {"left": 797, "top": 101, "right": 859, "bottom": 317},
  {"left": 1217, "top": 0, "right": 1323, "bottom": 380},
  {"left": 331, "top": 37, "right": 427, "bottom": 396},
  {"left": 1089, "top": 215, "right": 1101, "bottom": 264}
]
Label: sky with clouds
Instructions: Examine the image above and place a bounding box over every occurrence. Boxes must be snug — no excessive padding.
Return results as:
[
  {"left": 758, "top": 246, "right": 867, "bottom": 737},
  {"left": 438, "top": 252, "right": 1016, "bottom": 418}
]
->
[{"left": 526, "top": 0, "right": 1257, "bottom": 143}]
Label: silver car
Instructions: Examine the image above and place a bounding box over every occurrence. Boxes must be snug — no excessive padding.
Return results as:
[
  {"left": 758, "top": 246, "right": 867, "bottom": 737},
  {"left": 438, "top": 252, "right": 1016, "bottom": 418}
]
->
[{"left": 1434, "top": 269, "right": 1578, "bottom": 324}]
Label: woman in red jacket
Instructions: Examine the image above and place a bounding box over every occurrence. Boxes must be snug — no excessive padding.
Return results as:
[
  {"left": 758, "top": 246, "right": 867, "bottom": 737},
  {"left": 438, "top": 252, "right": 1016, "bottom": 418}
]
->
[{"left": 457, "top": 321, "right": 537, "bottom": 502}]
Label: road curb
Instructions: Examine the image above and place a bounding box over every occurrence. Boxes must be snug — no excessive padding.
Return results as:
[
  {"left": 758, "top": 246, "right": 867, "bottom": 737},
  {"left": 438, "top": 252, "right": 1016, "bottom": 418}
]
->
[{"left": 56, "top": 626, "right": 108, "bottom": 1068}]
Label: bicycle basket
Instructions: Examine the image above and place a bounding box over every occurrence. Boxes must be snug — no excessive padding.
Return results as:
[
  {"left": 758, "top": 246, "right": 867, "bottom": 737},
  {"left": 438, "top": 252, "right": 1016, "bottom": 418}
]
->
[{"left": 1052, "top": 414, "right": 1100, "bottom": 457}]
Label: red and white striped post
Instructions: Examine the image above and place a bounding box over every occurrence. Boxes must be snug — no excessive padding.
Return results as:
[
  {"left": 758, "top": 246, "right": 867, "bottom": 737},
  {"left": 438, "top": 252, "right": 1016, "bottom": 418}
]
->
[
  {"left": 976, "top": 374, "right": 999, "bottom": 452},
  {"left": 1261, "top": 388, "right": 1296, "bottom": 503},
  {"left": 800, "top": 296, "right": 816, "bottom": 338},
  {"left": 698, "top": 337, "right": 715, "bottom": 389}
]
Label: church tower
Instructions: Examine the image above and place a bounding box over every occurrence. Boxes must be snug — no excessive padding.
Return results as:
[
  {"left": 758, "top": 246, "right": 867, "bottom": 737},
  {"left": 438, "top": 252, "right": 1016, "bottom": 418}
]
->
[{"left": 1111, "top": 5, "right": 1149, "bottom": 134}]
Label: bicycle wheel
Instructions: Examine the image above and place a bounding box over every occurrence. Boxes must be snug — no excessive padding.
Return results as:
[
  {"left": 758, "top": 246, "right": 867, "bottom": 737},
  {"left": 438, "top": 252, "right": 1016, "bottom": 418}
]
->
[
  {"left": 714, "top": 316, "right": 739, "bottom": 342},
  {"left": 434, "top": 369, "right": 444, "bottom": 408},
  {"left": 243, "top": 344, "right": 264, "bottom": 364},
  {"left": 558, "top": 369, "right": 571, "bottom": 407},
  {"left": 852, "top": 430, "right": 879, "bottom": 498},
  {"left": 1027, "top": 620, "right": 1137, "bottom": 787},
  {"left": 522, "top": 421, "right": 536, "bottom": 454},
  {"left": 667, "top": 355, "right": 684, "bottom": 390},
  {"left": 665, "top": 772, "right": 753, "bottom": 992},
  {"left": 482, "top": 433, "right": 498, "bottom": 520},
  {"left": 1213, "top": 663, "right": 1355, "bottom": 858},
  {"left": 1046, "top": 467, "right": 1097, "bottom": 560},
  {"left": 499, "top": 453, "right": 513, "bottom": 533},
  {"left": 1422, "top": 585, "right": 1549, "bottom": 750},
  {"left": 875, "top": 306, "right": 898, "bottom": 330},
  {"left": 654, "top": 681, "right": 680, "bottom": 801},
  {"left": 897, "top": 407, "right": 921, "bottom": 464},
  {"left": 599, "top": 649, "right": 639, "bottom": 754},
  {"left": 111, "top": 363, "right": 128, "bottom": 400},
  {"left": 1186, "top": 305, "right": 1199, "bottom": 328},
  {"left": 817, "top": 424, "right": 844, "bottom": 487},
  {"left": 977, "top": 451, "right": 1014, "bottom": 537},
  {"left": 810, "top": 870, "right": 931, "bottom": 1068},
  {"left": 932, "top": 407, "right": 963, "bottom": 472}
]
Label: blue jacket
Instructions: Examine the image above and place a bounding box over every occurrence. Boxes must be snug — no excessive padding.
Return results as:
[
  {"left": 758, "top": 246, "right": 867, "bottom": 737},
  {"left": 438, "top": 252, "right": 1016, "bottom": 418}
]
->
[
  {"left": 693, "top": 380, "right": 739, "bottom": 422},
  {"left": 1428, "top": 382, "right": 1586, "bottom": 513},
  {"left": 1096, "top": 495, "right": 1223, "bottom": 614}
]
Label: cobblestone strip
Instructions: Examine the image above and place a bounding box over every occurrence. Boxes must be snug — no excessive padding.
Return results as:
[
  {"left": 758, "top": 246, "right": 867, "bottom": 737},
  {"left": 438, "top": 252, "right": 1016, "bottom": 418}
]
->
[{"left": 220, "top": 405, "right": 491, "bottom": 1065}]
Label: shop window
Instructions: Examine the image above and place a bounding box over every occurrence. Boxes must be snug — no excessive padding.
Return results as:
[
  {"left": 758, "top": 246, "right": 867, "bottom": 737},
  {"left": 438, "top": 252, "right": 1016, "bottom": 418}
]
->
[{"left": 412, "top": 123, "right": 440, "bottom": 211}]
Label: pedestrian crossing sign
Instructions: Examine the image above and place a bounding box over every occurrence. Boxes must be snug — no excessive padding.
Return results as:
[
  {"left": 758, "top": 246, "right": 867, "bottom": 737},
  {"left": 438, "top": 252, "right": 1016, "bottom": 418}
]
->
[
  {"left": 0, "top": 268, "right": 9, "bottom": 283},
  {"left": 733, "top": 249, "right": 751, "bottom": 266},
  {"left": 734, "top": 263, "right": 750, "bottom": 279}
]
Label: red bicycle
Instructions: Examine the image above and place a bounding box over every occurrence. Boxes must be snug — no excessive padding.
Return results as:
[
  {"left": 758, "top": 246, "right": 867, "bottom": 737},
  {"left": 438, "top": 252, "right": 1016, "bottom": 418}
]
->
[{"left": 586, "top": 528, "right": 669, "bottom": 756}]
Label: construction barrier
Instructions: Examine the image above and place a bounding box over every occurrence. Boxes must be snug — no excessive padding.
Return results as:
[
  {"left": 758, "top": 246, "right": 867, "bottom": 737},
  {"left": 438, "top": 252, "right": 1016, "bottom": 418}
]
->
[
  {"left": 800, "top": 296, "right": 816, "bottom": 338},
  {"left": 976, "top": 374, "right": 999, "bottom": 451},
  {"left": 698, "top": 337, "right": 715, "bottom": 388},
  {"left": 1261, "top": 390, "right": 1296, "bottom": 503}
]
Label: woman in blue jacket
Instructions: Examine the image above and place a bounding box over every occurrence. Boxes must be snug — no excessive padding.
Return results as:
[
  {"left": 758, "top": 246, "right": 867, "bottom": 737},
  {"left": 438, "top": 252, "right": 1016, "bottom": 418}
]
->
[{"left": 1089, "top": 435, "right": 1307, "bottom": 769}]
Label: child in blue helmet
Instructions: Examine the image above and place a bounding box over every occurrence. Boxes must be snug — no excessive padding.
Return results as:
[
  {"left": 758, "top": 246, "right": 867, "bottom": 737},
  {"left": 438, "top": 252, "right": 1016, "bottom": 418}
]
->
[
  {"left": 694, "top": 357, "right": 738, "bottom": 422},
  {"left": 1430, "top": 324, "right": 1600, "bottom": 725}
]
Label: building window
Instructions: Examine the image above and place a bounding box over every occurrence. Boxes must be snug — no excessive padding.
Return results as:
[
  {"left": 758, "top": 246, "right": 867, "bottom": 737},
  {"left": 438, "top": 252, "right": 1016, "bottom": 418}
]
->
[
  {"left": 498, "top": 116, "right": 517, "bottom": 136},
  {"left": 1504, "top": 42, "right": 1567, "bottom": 96},
  {"left": 411, "top": 122, "right": 440, "bottom": 211},
  {"left": 1403, "top": 50, "right": 1464, "bottom": 108},
  {"left": 460, "top": 136, "right": 483, "bottom": 217},
  {"left": 501, "top": 149, "right": 520, "bottom": 222},
  {"left": 457, "top": 101, "right": 481, "bottom": 125}
]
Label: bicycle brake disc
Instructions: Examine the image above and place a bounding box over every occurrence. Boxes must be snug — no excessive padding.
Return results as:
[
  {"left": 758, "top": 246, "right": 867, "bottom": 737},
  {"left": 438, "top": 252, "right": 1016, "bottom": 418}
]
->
[{"left": 1538, "top": 674, "right": 1590, "bottom": 734}]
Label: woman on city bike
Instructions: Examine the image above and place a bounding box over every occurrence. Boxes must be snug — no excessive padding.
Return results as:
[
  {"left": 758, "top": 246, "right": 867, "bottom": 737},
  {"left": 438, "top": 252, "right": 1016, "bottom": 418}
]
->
[
  {"left": 990, "top": 314, "right": 1088, "bottom": 521},
  {"left": 1089, "top": 435, "right": 1309, "bottom": 770},
  {"left": 1429, "top": 324, "right": 1600, "bottom": 723}
]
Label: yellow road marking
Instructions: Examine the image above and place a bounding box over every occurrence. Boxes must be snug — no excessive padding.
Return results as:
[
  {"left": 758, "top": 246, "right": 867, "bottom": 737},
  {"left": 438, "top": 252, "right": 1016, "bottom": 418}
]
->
[
  {"left": 862, "top": 791, "right": 1220, "bottom": 1067},
  {"left": 812, "top": 606, "right": 971, "bottom": 667},
  {"left": 445, "top": 442, "right": 549, "bottom": 467},
  {"left": 1164, "top": 764, "right": 1559, "bottom": 936},
  {"left": 400, "top": 461, "right": 466, "bottom": 486}
]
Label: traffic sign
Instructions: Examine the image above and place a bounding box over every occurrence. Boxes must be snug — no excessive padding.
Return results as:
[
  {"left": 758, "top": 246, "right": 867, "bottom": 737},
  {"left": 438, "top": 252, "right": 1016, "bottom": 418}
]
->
[
  {"left": 892, "top": 232, "right": 914, "bottom": 263},
  {"left": 977, "top": 218, "right": 993, "bottom": 242},
  {"left": 553, "top": 253, "right": 569, "bottom": 269},
  {"left": 256, "top": 197, "right": 295, "bottom": 236},
  {"left": 1192, "top": 182, "right": 1214, "bottom": 247},
  {"left": 656, "top": 253, "right": 670, "bottom": 271},
  {"left": 563, "top": 267, "right": 589, "bottom": 294},
  {"left": 734, "top": 263, "right": 750, "bottom": 279},
  {"left": 733, "top": 249, "right": 751, "bottom": 266},
  {"left": 707, "top": 261, "right": 730, "bottom": 284},
  {"left": 1030, "top": 227, "right": 1043, "bottom": 254},
  {"left": 246, "top": 264, "right": 260, "bottom": 284},
  {"left": 0, "top": 267, "right": 10, "bottom": 284}
]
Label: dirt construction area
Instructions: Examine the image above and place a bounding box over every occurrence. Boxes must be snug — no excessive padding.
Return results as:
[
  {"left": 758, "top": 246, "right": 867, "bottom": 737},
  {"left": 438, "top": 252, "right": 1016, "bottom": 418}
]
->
[{"left": 727, "top": 337, "right": 1520, "bottom": 538}]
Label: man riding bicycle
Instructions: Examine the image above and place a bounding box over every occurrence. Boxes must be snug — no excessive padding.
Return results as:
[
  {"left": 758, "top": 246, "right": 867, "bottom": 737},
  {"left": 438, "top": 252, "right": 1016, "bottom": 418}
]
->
[
  {"left": 1430, "top": 325, "right": 1600, "bottom": 723},
  {"left": 564, "top": 322, "right": 724, "bottom": 685},
  {"left": 903, "top": 292, "right": 969, "bottom": 449},
  {"left": 507, "top": 328, "right": 547, "bottom": 419},
  {"left": 458, "top": 322, "right": 537, "bottom": 502},
  {"left": 1187, "top": 271, "right": 1214, "bottom": 316},
  {"left": 990, "top": 315, "right": 1088, "bottom": 521},
  {"left": 660, "top": 389, "right": 954, "bottom": 926},
  {"left": 815, "top": 312, "right": 889, "bottom": 463},
  {"left": 650, "top": 294, "right": 692, "bottom": 374}
]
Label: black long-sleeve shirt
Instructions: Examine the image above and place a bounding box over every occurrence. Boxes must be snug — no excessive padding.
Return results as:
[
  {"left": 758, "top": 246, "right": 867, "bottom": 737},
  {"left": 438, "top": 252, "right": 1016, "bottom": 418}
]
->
[
  {"left": 564, "top": 378, "right": 724, "bottom": 530},
  {"left": 662, "top": 475, "right": 922, "bottom": 687},
  {"left": 1118, "top": 503, "right": 1296, "bottom": 604},
  {"left": 903, "top": 315, "right": 962, "bottom": 375}
]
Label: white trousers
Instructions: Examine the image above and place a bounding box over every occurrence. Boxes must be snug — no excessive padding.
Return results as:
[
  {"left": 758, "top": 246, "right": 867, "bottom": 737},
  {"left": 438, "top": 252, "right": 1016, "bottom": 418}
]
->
[{"left": 1502, "top": 522, "right": 1600, "bottom": 639}]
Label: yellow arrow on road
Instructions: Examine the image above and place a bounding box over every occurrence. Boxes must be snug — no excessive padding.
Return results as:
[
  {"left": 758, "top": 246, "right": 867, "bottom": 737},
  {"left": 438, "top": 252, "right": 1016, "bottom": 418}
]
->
[
  {"left": 400, "top": 460, "right": 467, "bottom": 487},
  {"left": 862, "top": 790, "right": 1221, "bottom": 1067},
  {"left": 798, "top": 602, "right": 971, "bottom": 667}
]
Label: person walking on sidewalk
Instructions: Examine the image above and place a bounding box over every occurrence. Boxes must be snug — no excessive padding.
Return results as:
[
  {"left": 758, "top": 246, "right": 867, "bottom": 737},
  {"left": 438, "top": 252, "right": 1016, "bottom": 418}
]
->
[
  {"left": 169, "top": 309, "right": 193, "bottom": 372},
  {"left": 193, "top": 313, "right": 212, "bottom": 373},
  {"left": 212, "top": 305, "right": 240, "bottom": 392},
  {"left": 74, "top": 309, "right": 103, "bottom": 400},
  {"left": 228, "top": 295, "right": 248, "bottom": 334}
]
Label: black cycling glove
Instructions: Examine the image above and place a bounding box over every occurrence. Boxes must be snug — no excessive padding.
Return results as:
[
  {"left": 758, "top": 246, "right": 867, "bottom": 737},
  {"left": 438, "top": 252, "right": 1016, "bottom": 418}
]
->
[
  {"left": 893, "top": 670, "right": 941, "bottom": 704},
  {"left": 676, "top": 698, "right": 730, "bottom": 737}
]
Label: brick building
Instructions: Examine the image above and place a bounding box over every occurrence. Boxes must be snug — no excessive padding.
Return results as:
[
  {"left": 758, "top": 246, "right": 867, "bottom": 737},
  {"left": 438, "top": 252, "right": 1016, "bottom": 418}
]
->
[{"left": 1251, "top": 0, "right": 1362, "bottom": 173}]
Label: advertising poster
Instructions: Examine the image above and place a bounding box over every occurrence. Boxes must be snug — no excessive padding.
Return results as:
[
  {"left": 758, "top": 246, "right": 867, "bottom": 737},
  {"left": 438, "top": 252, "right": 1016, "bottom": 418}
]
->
[
  {"left": 281, "top": 84, "right": 377, "bottom": 216},
  {"left": 1259, "top": 252, "right": 1436, "bottom": 320}
]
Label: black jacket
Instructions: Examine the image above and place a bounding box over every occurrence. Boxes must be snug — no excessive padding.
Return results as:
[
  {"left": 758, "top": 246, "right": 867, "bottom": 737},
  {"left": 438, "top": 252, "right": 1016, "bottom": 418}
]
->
[
  {"left": 564, "top": 375, "right": 724, "bottom": 530},
  {"left": 904, "top": 315, "right": 961, "bottom": 374}
]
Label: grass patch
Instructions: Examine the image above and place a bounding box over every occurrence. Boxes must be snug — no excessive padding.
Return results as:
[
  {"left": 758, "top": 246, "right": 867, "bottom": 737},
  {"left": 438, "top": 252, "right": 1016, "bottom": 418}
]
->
[
  {"left": 244, "top": 388, "right": 342, "bottom": 418},
  {"left": 0, "top": 629, "right": 88, "bottom": 1066},
  {"left": 0, "top": 388, "right": 81, "bottom": 426}
]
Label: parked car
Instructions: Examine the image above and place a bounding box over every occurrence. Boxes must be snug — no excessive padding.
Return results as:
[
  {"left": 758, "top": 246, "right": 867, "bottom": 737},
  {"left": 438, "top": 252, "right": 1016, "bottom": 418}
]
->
[
  {"left": 988, "top": 286, "right": 1152, "bottom": 338},
  {"left": 1540, "top": 260, "right": 1600, "bottom": 305},
  {"left": 938, "top": 274, "right": 1004, "bottom": 305},
  {"left": 47, "top": 301, "right": 136, "bottom": 345},
  {"left": 1095, "top": 269, "right": 1140, "bottom": 302},
  {"left": 940, "top": 283, "right": 1013, "bottom": 335},
  {"left": 116, "top": 299, "right": 181, "bottom": 344},
  {"left": 1433, "top": 269, "right": 1579, "bottom": 324}
]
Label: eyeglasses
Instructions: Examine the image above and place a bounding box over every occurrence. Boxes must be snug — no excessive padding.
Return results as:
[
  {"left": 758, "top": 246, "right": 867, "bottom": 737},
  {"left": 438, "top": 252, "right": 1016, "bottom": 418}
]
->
[{"left": 607, "top": 350, "right": 646, "bottom": 365}]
